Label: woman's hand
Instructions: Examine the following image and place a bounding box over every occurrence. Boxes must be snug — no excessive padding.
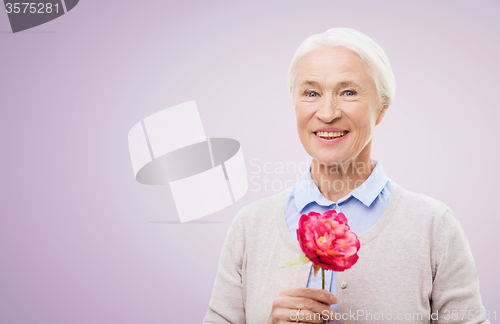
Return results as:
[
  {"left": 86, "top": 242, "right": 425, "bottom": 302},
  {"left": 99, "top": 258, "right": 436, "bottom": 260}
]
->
[{"left": 267, "top": 287, "right": 338, "bottom": 323}]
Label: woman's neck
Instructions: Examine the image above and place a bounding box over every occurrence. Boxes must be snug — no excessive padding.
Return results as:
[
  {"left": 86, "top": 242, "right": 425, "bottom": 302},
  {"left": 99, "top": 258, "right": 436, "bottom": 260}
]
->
[{"left": 310, "top": 153, "right": 375, "bottom": 203}]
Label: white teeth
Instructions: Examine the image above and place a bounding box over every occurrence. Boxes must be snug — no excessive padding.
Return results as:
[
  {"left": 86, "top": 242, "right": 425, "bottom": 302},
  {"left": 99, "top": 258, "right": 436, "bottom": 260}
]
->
[{"left": 315, "top": 131, "right": 348, "bottom": 139}]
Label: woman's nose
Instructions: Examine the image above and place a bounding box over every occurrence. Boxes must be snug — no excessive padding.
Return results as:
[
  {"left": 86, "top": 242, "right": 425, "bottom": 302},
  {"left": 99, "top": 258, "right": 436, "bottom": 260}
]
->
[{"left": 316, "top": 97, "right": 341, "bottom": 123}]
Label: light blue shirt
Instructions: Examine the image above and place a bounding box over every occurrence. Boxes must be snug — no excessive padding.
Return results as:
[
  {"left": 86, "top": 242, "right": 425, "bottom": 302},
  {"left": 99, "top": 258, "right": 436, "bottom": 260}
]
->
[{"left": 284, "top": 159, "right": 393, "bottom": 315}]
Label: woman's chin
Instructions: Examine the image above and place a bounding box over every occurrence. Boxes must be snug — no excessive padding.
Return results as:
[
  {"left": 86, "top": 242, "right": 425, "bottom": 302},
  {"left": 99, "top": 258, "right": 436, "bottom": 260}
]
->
[{"left": 313, "top": 156, "right": 344, "bottom": 167}]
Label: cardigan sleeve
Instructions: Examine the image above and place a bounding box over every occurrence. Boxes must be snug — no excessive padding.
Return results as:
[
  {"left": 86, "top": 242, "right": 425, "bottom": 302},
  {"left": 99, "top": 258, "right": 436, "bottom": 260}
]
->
[
  {"left": 430, "top": 209, "right": 490, "bottom": 324},
  {"left": 203, "top": 211, "right": 246, "bottom": 324}
]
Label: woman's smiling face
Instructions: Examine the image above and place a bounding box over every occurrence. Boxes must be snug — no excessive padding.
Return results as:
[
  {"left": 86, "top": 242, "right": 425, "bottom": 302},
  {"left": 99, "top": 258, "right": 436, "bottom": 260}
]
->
[{"left": 293, "top": 46, "right": 388, "bottom": 167}]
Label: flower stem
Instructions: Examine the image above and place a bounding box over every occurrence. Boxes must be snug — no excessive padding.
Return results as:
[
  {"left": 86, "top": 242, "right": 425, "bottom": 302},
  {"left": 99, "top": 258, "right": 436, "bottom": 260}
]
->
[
  {"left": 322, "top": 268, "right": 326, "bottom": 323},
  {"left": 322, "top": 267, "right": 325, "bottom": 290}
]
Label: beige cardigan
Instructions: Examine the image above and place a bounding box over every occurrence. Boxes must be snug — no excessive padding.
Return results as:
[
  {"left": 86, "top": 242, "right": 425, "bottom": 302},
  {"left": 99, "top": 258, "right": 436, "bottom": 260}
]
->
[{"left": 203, "top": 182, "right": 489, "bottom": 323}]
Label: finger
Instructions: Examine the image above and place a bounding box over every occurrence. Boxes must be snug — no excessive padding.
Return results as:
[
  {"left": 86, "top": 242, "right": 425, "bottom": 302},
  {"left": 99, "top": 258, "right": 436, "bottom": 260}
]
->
[
  {"left": 283, "top": 307, "right": 335, "bottom": 323},
  {"left": 280, "top": 287, "right": 338, "bottom": 305},
  {"left": 275, "top": 296, "right": 335, "bottom": 319}
]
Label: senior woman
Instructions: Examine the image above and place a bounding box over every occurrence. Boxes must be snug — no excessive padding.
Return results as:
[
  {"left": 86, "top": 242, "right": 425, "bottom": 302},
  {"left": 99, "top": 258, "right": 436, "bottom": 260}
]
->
[{"left": 203, "top": 28, "right": 488, "bottom": 324}]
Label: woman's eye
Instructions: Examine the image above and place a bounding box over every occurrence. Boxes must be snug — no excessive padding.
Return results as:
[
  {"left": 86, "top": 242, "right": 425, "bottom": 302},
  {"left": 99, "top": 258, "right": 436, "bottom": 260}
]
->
[
  {"left": 342, "top": 90, "right": 356, "bottom": 96},
  {"left": 306, "top": 91, "right": 319, "bottom": 97}
]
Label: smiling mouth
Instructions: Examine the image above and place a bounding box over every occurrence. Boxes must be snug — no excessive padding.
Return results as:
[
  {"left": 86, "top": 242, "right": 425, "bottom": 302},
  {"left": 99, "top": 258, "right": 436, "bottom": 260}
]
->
[{"left": 314, "top": 131, "right": 349, "bottom": 139}]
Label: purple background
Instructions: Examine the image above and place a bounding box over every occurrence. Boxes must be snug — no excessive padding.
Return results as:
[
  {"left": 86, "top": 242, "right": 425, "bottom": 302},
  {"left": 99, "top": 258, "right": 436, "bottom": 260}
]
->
[{"left": 1, "top": 1, "right": 499, "bottom": 323}]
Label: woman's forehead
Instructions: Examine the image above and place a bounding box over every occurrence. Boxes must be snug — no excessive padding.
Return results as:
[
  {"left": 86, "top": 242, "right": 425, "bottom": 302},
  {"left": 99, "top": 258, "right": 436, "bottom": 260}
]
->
[{"left": 295, "top": 48, "right": 374, "bottom": 88}]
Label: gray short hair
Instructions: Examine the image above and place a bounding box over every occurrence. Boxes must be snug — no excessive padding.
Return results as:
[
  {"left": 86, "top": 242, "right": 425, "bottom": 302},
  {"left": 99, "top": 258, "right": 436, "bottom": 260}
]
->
[{"left": 287, "top": 27, "right": 396, "bottom": 107}]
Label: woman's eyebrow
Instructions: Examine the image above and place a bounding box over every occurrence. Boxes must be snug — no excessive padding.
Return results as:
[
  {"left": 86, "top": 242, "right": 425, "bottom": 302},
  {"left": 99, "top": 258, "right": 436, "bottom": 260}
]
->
[
  {"left": 337, "top": 80, "right": 361, "bottom": 87},
  {"left": 300, "top": 80, "right": 322, "bottom": 88},
  {"left": 299, "top": 79, "right": 361, "bottom": 88}
]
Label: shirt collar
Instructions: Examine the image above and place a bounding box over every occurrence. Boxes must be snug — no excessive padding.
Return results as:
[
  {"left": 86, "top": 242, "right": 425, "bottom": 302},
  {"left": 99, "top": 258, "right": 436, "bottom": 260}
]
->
[{"left": 293, "top": 159, "right": 389, "bottom": 212}]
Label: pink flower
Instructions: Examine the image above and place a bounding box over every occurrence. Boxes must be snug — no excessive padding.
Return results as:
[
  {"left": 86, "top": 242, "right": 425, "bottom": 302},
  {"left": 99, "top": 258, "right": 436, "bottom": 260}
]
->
[{"left": 297, "top": 210, "right": 360, "bottom": 272}]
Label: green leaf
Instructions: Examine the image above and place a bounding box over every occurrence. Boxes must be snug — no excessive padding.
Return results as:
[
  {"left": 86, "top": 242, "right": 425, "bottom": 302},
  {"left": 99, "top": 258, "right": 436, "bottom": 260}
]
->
[
  {"left": 281, "top": 252, "right": 311, "bottom": 268},
  {"left": 313, "top": 265, "right": 321, "bottom": 277}
]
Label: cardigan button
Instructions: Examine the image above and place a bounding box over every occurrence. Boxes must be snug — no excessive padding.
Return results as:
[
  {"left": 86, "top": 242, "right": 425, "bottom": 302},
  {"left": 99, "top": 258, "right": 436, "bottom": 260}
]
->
[{"left": 340, "top": 282, "right": 347, "bottom": 289}]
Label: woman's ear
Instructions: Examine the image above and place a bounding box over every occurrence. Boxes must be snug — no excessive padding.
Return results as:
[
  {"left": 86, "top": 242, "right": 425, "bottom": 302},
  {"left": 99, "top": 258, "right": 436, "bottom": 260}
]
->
[{"left": 375, "top": 102, "right": 389, "bottom": 126}]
